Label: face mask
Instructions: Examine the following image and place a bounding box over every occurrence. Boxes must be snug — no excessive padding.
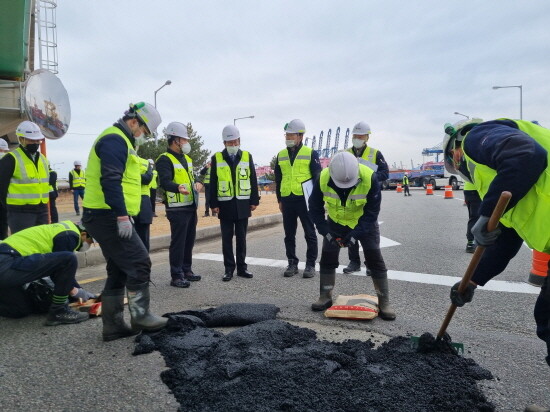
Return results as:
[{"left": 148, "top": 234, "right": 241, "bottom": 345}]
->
[
  {"left": 78, "top": 242, "right": 91, "bottom": 253},
  {"left": 135, "top": 133, "right": 147, "bottom": 146},
  {"left": 226, "top": 145, "right": 240, "bottom": 155},
  {"left": 285, "top": 139, "right": 296, "bottom": 148},
  {"left": 26, "top": 143, "right": 40, "bottom": 153},
  {"left": 352, "top": 138, "right": 365, "bottom": 149},
  {"left": 180, "top": 142, "right": 191, "bottom": 155}
]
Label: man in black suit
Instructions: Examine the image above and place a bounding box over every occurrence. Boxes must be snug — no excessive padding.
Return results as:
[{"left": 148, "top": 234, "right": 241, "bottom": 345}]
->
[{"left": 209, "top": 125, "right": 259, "bottom": 281}]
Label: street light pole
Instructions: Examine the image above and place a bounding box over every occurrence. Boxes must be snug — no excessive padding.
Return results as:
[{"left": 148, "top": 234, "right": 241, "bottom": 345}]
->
[
  {"left": 233, "top": 115, "right": 255, "bottom": 126},
  {"left": 453, "top": 112, "right": 469, "bottom": 119},
  {"left": 154, "top": 80, "right": 172, "bottom": 108},
  {"left": 492, "top": 85, "right": 522, "bottom": 120}
]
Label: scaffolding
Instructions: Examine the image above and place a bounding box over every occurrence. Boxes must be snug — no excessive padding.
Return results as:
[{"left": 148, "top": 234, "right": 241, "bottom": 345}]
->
[{"left": 36, "top": 0, "right": 58, "bottom": 74}]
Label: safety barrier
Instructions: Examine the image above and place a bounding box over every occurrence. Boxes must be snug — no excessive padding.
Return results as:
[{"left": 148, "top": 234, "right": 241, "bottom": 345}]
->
[
  {"left": 396, "top": 184, "right": 402, "bottom": 193},
  {"left": 527, "top": 250, "right": 550, "bottom": 287},
  {"left": 425, "top": 184, "right": 433, "bottom": 195},
  {"left": 444, "top": 185, "right": 453, "bottom": 199}
]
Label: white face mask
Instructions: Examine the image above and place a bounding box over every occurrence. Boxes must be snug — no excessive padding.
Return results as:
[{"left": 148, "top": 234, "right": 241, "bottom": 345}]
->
[
  {"left": 286, "top": 139, "right": 296, "bottom": 148},
  {"left": 226, "top": 145, "right": 240, "bottom": 155},
  {"left": 180, "top": 142, "right": 191, "bottom": 155},
  {"left": 79, "top": 242, "right": 91, "bottom": 253},
  {"left": 352, "top": 138, "right": 365, "bottom": 149},
  {"left": 135, "top": 133, "right": 147, "bottom": 146}
]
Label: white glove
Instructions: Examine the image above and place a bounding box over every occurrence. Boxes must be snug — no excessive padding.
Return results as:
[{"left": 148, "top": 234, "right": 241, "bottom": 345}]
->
[{"left": 117, "top": 219, "right": 133, "bottom": 239}]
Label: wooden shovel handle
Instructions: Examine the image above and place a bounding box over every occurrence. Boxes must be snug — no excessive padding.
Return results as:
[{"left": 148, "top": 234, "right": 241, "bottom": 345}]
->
[{"left": 437, "top": 191, "right": 512, "bottom": 340}]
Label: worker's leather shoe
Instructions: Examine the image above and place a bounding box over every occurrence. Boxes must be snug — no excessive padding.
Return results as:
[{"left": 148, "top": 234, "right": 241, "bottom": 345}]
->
[
  {"left": 465, "top": 241, "right": 476, "bottom": 253},
  {"left": 283, "top": 264, "right": 299, "bottom": 277},
  {"left": 170, "top": 278, "right": 190, "bottom": 288},
  {"left": 45, "top": 304, "right": 89, "bottom": 326},
  {"left": 237, "top": 270, "right": 253, "bottom": 279},
  {"left": 184, "top": 272, "right": 201, "bottom": 281},
  {"left": 343, "top": 262, "right": 361, "bottom": 274},
  {"left": 222, "top": 272, "right": 233, "bottom": 282},
  {"left": 302, "top": 265, "right": 316, "bottom": 278}
]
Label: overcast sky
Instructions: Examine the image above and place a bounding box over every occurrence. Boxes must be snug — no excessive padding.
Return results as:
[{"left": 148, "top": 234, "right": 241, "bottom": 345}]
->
[{"left": 44, "top": 0, "right": 550, "bottom": 177}]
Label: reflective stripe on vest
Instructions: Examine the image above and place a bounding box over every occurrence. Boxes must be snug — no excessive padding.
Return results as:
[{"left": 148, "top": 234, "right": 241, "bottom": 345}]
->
[
  {"left": 320, "top": 164, "right": 373, "bottom": 229},
  {"left": 348, "top": 146, "right": 379, "bottom": 171},
  {"left": 1, "top": 220, "right": 81, "bottom": 256},
  {"left": 139, "top": 157, "right": 151, "bottom": 196},
  {"left": 464, "top": 119, "right": 550, "bottom": 252},
  {"left": 215, "top": 151, "right": 251, "bottom": 201},
  {"left": 278, "top": 145, "right": 312, "bottom": 196},
  {"left": 70, "top": 169, "right": 86, "bottom": 188},
  {"left": 82, "top": 126, "right": 141, "bottom": 216},
  {"left": 6, "top": 148, "right": 50, "bottom": 205},
  {"left": 158, "top": 152, "right": 195, "bottom": 207}
]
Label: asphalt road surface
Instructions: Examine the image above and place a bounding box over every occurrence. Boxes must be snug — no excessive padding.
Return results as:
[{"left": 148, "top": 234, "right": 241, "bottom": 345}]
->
[{"left": 1, "top": 187, "right": 548, "bottom": 411}]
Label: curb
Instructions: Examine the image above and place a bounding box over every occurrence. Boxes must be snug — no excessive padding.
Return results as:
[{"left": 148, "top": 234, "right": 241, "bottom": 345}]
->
[{"left": 77, "top": 213, "right": 283, "bottom": 269}]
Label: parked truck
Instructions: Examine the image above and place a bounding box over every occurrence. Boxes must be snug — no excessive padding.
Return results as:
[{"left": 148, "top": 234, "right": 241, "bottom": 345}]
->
[{"left": 381, "top": 161, "right": 463, "bottom": 191}]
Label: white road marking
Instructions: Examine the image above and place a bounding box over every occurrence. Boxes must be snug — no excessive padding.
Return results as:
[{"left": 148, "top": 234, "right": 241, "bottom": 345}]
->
[{"left": 193, "top": 253, "right": 540, "bottom": 295}]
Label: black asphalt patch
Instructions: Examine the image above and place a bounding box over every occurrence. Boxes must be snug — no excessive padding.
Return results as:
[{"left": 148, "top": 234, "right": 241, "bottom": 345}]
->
[{"left": 134, "top": 303, "right": 495, "bottom": 411}]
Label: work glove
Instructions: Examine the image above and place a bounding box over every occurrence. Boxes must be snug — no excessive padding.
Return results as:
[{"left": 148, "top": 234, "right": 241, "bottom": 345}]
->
[
  {"left": 72, "top": 288, "right": 97, "bottom": 302},
  {"left": 471, "top": 215, "right": 501, "bottom": 246},
  {"left": 117, "top": 219, "right": 133, "bottom": 239},
  {"left": 450, "top": 281, "right": 477, "bottom": 307},
  {"left": 324, "top": 233, "right": 341, "bottom": 247},
  {"left": 342, "top": 233, "right": 357, "bottom": 248}
]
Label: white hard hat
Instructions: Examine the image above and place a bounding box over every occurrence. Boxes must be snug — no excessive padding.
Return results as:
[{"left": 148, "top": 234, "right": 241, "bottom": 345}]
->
[
  {"left": 130, "top": 102, "right": 162, "bottom": 136},
  {"left": 329, "top": 151, "right": 359, "bottom": 189},
  {"left": 222, "top": 125, "right": 240, "bottom": 142},
  {"left": 284, "top": 119, "right": 306, "bottom": 134},
  {"left": 163, "top": 121, "right": 188, "bottom": 139},
  {"left": 352, "top": 121, "right": 371, "bottom": 135},
  {"left": 16, "top": 120, "right": 44, "bottom": 141},
  {"left": 74, "top": 160, "right": 82, "bottom": 166},
  {"left": 0, "top": 139, "right": 8, "bottom": 150},
  {"left": 442, "top": 118, "right": 483, "bottom": 174}
]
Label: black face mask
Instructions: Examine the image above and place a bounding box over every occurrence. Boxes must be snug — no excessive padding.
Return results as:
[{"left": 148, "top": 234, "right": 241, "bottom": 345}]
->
[{"left": 26, "top": 144, "right": 40, "bottom": 154}]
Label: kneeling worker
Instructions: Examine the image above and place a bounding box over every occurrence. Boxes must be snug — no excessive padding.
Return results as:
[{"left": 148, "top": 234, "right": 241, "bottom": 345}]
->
[
  {"left": 0, "top": 221, "right": 93, "bottom": 324},
  {"left": 308, "top": 151, "right": 396, "bottom": 320}
]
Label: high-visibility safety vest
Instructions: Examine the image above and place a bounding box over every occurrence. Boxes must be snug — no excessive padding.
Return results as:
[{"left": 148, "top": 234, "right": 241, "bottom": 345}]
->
[
  {"left": 348, "top": 146, "right": 379, "bottom": 171},
  {"left": 463, "top": 181, "right": 476, "bottom": 191},
  {"left": 138, "top": 157, "right": 151, "bottom": 196},
  {"left": 157, "top": 152, "right": 195, "bottom": 208},
  {"left": 464, "top": 119, "right": 550, "bottom": 253},
  {"left": 2, "top": 221, "right": 81, "bottom": 256},
  {"left": 402, "top": 175, "right": 409, "bottom": 185},
  {"left": 150, "top": 170, "right": 158, "bottom": 190},
  {"left": 83, "top": 126, "right": 141, "bottom": 216},
  {"left": 204, "top": 167, "right": 211, "bottom": 184},
  {"left": 277, "top": 145, "right": 313, "bottom": 197},
  {"left": 70, "top": 169, "right": 86, "bottom": 188},
  {"left": 214, "top": 151, "right": 252, "bottom": 201},
  {"left": 320, "top": 164, "right": 374, "bottom": 229},
  {"left": 6, "top": 147, "right": 50, "bottom": 206}
]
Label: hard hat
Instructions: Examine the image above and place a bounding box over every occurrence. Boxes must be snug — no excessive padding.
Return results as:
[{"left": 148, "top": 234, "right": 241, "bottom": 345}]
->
[
  {"left": 404, "top": 172, "right": 408, "bottom": 176},
  {"left": 352, "top": 121, "right": 371, "bottom": 135},
  {"left": 129, "top": 102, "right": 162, "bottom": 136},
  {"left": 329, "top": 151, "right": 359, "bottom": 189},
  {"left": 15, "top": 120, "right": 44, "bottom": 141},
  {"left": 163, "top": 121, "right": 188, "bottom": 139},
  {"left": 222, "top": 125, "right": 240, "bottom": 142},
  {"left": 284, "top": 119, "right": 306, "bottom": 134},
  {"left": 442, "top": 118, "right": 483, "bottom": 175},
  {"left": 74, "top": 160, "right": 82, "bottom": 166},
  {"left": 0, "top": 139, "right": 8, "bottom": 150}
]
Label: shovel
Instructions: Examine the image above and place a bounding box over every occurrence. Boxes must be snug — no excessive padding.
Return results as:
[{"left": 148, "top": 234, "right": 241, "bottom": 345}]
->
[{"left": 411, "top": 191, "right": 512, "bottom": 354}]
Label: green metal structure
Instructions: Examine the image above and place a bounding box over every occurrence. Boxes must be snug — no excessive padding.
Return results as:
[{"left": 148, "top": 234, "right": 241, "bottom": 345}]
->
[{"left": 0, "top": 0, "right": 32, "bottom": 80}]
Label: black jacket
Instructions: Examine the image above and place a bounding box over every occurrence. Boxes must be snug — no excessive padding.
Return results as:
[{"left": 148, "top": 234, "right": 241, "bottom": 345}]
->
[
  {"left": 209, "top": 149, "right": 259, "bottom": 221},
  {"left": 156, "top": 148, "right": 197, "bottom": 212}
]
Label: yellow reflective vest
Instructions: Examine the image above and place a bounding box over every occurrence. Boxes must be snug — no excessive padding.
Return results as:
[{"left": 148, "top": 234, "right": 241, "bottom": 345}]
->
[
  {"left": 348, "top": 146, "right": 379, "bottom": 171},
  {"left": 214, "top": 151, "right": 251, "bottom": 201},
  {"left": 320, "top": 164, "right": 374, "bottom": 229},
  {"left": 2, "top": 221, "right": 81, "bottom": 255},
  {"left": 150, "top": 170, "right": 158, "bottom": 190},
  {"left": 464, "top": 119, "right": 550, "bottom": 252},
  {"left": 82, "top": 126, "right": 141, "bottom": 216},
  {"left": 278, "top": 145, "right": 312, "bottom": 197},
  {"left": 157, "top": 152, "right": 195, "bottom": 207},
  {"left": 6, "top": 147, "right": 50, "bottom": 206},
  {"left": 70, "top": 169, "right": 86, "bottom": 188}
]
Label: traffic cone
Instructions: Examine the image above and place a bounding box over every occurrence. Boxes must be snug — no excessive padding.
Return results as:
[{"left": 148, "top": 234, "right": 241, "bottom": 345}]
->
[
  {"left": 444, "top": 185, "right": 454, "bottom": 199},
  {"left": 396, "top": 184, "right": 402, "bottom": 193},
  {"left": 528, "top": 250, "right": 550, "bottom": 287},
  {"left": 426, "top": 184, "right": 433, "bottom": 195}
]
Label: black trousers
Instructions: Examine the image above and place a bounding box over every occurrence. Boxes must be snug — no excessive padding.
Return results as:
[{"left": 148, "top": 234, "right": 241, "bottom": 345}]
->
[
  {"left": 49, "top": 194, "right": 59, "bottom": 223},
  {"left": 403, "top": 184, "right": 410, "bottom": 195},
  {"left": 464, "top": 190, "right": 481, "bottom": 242},
  {"left": 347, "top": 222, "right": 381, "bottom": 266},
  {"left": 204, "top": 184, "right": 211, "bottom": 213},
  {"left": 134, "top": 222, "right": 150, "bottom": 251},
  {"left": 150, "top": 189, "right": 157, "bottom": 213},
  {"left": 220, "top": 218, "right": 248, "bottom": 273},
  {"left": 0, "top": 203, "right": 7, "bottom": 240},
  {"left": 166, "top": 209, "right": 197, "bottom": 279},
  {"left": 281, "top": 198, "right": 318, "bottom": 267},
  {"left": 7, "top": 204, "right": 49, "bottom": 234},
  {"left": 82, "top": 210, "right": 151, "bottom": 290}
]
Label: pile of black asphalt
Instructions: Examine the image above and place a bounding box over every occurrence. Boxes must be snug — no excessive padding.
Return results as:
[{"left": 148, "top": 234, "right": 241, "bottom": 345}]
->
[{"left": 134, "top": 303, "right": 495, "bottom": 412}]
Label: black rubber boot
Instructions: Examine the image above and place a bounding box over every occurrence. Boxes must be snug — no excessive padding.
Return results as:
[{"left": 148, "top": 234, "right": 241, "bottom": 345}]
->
[
  {"left": 372, "top": 277, "right": 396, "bottom": 320},
  {"left": 45, "top": 303, "right": 89, "bottom": 326},
  {"left": 127, "top": 282, "right": 167, "bottom": 332},
  {"left": 102, "top": 288, "right": 138, "bottom": 342},
  {"left": 311, "top": 269, "right": 336, "bottom": 311},
  {"left": 343, "top": 261, "right": 361, "bottom": 274}
]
